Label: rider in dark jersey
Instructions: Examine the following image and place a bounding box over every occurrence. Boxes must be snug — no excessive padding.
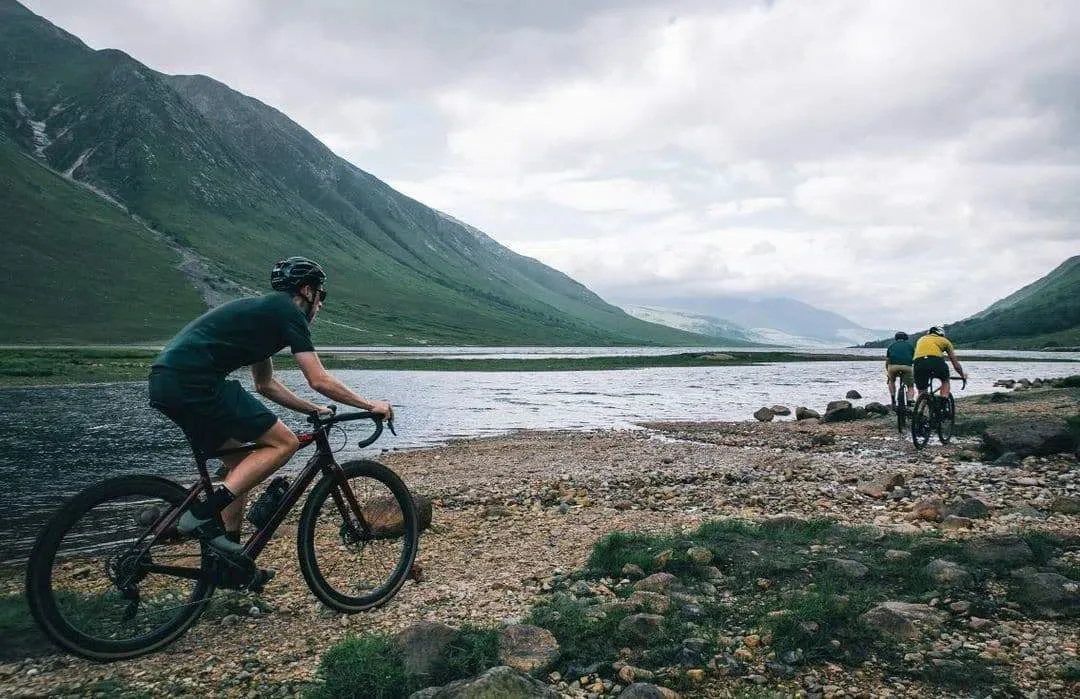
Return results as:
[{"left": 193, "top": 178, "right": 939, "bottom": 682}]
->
[{"left": 149, "top": 257, "right": 392, "bottom": 565}]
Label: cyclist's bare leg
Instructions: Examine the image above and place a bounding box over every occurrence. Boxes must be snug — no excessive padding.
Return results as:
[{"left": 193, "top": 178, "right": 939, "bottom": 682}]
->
[
  {"left": 214, "top": 439, "right": 249, "bottom": 537},
  {"left": 940, "top": 378, "right": 951, "bottom": 400},
  {"left": 888, "top": 375, "right": 897, "bottom": 405},
  {"left": 221, "top": 420, "right": 299, "bottom": 503}
]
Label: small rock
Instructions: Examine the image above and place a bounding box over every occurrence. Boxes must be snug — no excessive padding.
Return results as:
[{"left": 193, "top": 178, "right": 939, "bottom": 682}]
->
[
  {"left": 912, "top": 497, "right": 947, "bottom": 522},
  {"left": 754, "top": 407, "right": 775, "bottom": 422},
  {"left": 771, "top": 405, "right": 792, "bottom": 416},
  {"left": 942, "top": 515, "right": 973, "bottom": 530},
  {"left": 924, "top": 559, "right": 973, "bottom": 588},
  {"left": 795, "top": 406, "right": 821, "bottom": 420},
  {"left": 846, "top": 390, "right": 862, "bottom": 399}
]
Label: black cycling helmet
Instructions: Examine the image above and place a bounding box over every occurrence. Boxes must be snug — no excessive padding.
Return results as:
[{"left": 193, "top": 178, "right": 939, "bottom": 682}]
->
[
  {"left": 270, "top": 257, "right": 326, "bottom": 293},
  {"left": 928, "top": 325, "right": 945, "bottom": 336},
  {"left": 894, "top": 331, "right": 908, "bottom": 341}
]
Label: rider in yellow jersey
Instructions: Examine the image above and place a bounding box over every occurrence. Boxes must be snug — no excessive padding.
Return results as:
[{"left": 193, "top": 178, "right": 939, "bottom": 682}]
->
[{"left": 912, "top": 325, "right": 966, "bottom": 401}]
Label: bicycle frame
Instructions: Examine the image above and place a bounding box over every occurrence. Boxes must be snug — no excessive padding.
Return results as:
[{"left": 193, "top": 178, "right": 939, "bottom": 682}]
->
[{"left": 134, "top": 413, "right": 382, "bottom": 583}]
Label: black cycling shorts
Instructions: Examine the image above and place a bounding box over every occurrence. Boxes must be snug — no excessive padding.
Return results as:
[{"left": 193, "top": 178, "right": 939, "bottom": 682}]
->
[
  {"left": 913, "top": 356, "right": 949, "bottom": 392},
  {"left": 148, "top": 368, "right": 278, "bottom": 454}
]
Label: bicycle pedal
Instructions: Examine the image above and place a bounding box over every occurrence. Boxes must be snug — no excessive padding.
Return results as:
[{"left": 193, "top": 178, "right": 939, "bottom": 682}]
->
[{"left": 247, "top": 568, "right": 275, "bottom": 593}]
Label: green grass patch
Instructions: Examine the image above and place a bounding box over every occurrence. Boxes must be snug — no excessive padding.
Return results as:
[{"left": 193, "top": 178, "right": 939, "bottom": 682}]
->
[
  {"left": 309, "top": 635, "right": 406, "bottom": 699},
  {"left": 309, "top": 625, "right": 500, "bottom": 699},
  {"left": 0, "top": 594, "right": 53, "bottom": 660},
  {"left": 528, "top": 518, "right": 1075, "bottom": 693}
]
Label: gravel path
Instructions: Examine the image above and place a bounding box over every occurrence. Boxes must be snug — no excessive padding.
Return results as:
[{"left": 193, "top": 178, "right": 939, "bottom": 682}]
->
[{"left": 2, "top": 387, "right": 1078, "bottom": 697}]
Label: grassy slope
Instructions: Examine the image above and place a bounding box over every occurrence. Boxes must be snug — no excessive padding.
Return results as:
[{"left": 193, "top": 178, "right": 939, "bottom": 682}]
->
[
  {"left": 0, "top": 137, "right": 205, "bottom": 342},
  {"left": 948, "top": 255, "right": 1080, "bottom": 348}
]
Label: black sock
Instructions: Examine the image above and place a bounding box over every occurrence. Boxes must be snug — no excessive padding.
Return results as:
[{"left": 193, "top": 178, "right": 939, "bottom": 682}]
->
[{"left": 190, "top": 485, "right": 236, "bottom": 521}]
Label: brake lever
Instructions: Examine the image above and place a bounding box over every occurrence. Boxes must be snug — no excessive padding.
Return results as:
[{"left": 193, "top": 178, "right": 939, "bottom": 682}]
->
[{"left": 386, "top": 419, "right": 397, "bottom": 436}]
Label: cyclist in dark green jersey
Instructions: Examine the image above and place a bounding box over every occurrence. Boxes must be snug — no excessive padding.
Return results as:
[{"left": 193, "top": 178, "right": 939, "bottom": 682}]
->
[
  {"left": 149, "top": 257, "right": 392, "bottom": 562},
  {"left": 885, "top": 331, "right": 915, "bottom": 407}
]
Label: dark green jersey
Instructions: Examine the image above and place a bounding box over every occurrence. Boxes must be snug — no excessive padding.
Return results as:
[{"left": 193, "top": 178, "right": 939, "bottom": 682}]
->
[
  {"left": 886, "top": 339, "right": 915, "bottom": 366},
  {"left": 152, "top": 292, "right": 314, "bottom": 376}
]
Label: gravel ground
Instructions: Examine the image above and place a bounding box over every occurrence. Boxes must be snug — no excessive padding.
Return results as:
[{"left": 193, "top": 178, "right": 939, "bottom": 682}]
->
[{"left": 1, "top": 386, "right": 1077, "bottom": 698}]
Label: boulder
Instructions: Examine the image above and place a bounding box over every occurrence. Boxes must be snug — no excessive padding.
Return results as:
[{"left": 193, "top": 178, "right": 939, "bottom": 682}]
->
[
  {"left": 981, "top": 418, "right": 1078, "bottom": 458},
  {"left": 924, "top": 559, "right": 973, "bottom": 588},
  {"left": 497, "top": 625, "right": 559, "bottom": 675},
  {"left": 618, "top": 614, "right": 666, "bottom": 642},
  {"left": 771, "top": 405, "right": 792, "bottom": 416},
  {"left": 824, "top": 558, "right": 869, "bottom": 579},
  {"left": 364, "top": 493, "right": 434, "bottom": 537},
  {"left": 865, "top": 402, "right": 889, "bottom": 415},
  {"left": 1011, "top": 569, "right": 1080, "bottom": 618},
  {"left": 409, "top": 666, "right": 559, "bottom": 699},
  {"left": 634, "top": 572, "right": 679, "bottom": 594},
  {"left": 1050, "top": 496, "right": 1080, "bottom": 515},
  {"left": 911, "top": 497, "right": 947, "bottom": 522},
  {"left": 964, "top": 534, "right": 1033, "bottom": 568},
  {"left": 396, "top": 621, "right": 461, "bottom": 676},
  {"left": 947, "top": 497, "right": 990, "bottom": 520},
  {"left": 846, "top": 390, "right": 862, "bottom": 399},
  {"left": 795, "top": 406, "right": 820, "bottom": 420},
  {"left": 823, "top": 400, "right": 860, "bottom": 423},
  {"left": 620, "top": 684, "right": 681, "bottom": 699},
  {"left": 860, "top": 601, "right": 946, "bottom": 640},
  {"left": 753, "top": 407, "right": 775, "bottom": 422}
]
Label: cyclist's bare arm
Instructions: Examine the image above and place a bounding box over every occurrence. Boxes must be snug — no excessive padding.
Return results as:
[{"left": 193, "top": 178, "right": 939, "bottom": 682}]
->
[
  {"left": 294, "top": 351, "right": 393, "bottom": 419},
  {"left": 946, "top": 348, "right": 965, "bottom": 378},
  {"left": 251, "top": 357, "right": 325, "bottom": 414}
]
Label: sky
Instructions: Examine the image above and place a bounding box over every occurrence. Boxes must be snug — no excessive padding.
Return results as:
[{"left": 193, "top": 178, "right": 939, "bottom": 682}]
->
[{"left": 22, "top": 0, "right": 1080, "bottom": 330}]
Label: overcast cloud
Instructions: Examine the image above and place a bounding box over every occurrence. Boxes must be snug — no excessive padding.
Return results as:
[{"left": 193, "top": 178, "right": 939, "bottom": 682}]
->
[{"left": 23, "top": 0, "right": 1080, "bottom": 329}]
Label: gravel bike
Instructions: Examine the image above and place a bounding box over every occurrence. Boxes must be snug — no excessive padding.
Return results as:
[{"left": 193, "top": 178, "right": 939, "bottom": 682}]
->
[
  {"left": 25, "top": 407, "right": 418, "bottom": 661},
  {"left": 911, "top": 375, "right": 966, "bottom": 449},
  {"left": 892, "top": 374, "right": 912, "bottom": 434}
]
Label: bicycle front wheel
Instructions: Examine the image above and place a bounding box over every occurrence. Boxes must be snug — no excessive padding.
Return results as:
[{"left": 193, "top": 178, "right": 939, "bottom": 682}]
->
[
  {"left": 297, "top": 460, "right": 418, "bottom": 613},
  {"left": 25, "top": 476, "right": 213, "bottom": 661},
  {"left": 911, "top": 395, "right": 931, "bottom": 449},
  {"left": 938, "top": 395, "right": 956, "bottom": 444}
]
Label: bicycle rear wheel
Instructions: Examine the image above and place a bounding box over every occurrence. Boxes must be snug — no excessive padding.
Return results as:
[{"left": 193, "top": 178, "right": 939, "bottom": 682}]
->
[
  {"left": 895, "top": 386, "right": 907, "bottom": 434},
  {"left": 25, "top": 476, "right": 214, "bottom": 661},
  {"left": 911, "top": 395, "right": 931, "bottom": 449},
  {"left": 938, "top": 395, "right": 956, "bottom": 444},
  {"left": 297, "top": 460, "right": 418, "bottom": 613}
]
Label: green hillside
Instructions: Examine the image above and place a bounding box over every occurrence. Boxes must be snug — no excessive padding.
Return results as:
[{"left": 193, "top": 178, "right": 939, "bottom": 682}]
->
[
  {"left": 947, "top": 256, "right": 1080, "bottom": 349},
  {"left": 0, "top": 0, "right": 710, "bottom": 346},
  {"left": 0, "top": 134, "right": 204, "bottom": 342}
]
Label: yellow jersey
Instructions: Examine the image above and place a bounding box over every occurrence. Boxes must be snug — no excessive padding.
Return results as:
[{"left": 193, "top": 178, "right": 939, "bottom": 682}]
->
[{"left": 914, "top": 334, "right": 954, "bottom": 359}]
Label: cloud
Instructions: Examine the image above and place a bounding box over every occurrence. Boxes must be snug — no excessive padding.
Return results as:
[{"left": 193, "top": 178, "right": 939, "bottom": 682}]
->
[{"left": 21, "top": 0, "right": 1080, "bottom": 329}]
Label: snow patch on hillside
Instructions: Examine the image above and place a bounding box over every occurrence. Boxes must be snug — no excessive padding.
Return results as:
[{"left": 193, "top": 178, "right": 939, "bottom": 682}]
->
[{"left": 13, "top": 92, "right": 51, "bottom": 157}]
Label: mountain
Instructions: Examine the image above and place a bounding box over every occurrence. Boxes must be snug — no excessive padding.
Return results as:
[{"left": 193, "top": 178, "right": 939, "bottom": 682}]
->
[
  {"left": 620, "top": 296, "right": 886, "bottom": 347},
  {"left": 0, "top": 0, "right": 707, "bottom": 346},
  {"left": 945, "top": 255, "right": 1080, "bottom": 349},
  {"left": 619, "top": 306, "right": 756, "bottom": 345}
]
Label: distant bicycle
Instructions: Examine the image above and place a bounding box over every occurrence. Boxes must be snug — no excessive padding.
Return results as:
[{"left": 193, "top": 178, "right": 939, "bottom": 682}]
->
[
  {"left": 911, "top": 375, "right": 967, "bottom": 449},
  {"left": 25, "top": 407, "right": 418, "bottom": 661},
  {"left": 892, "top": 380, "right": 911, "bottom": 434}
]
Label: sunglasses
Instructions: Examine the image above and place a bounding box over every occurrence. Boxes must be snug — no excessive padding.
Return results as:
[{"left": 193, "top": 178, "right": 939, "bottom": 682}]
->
[{"left": 310, "top": 287, "right": 327, "bottom": 303}]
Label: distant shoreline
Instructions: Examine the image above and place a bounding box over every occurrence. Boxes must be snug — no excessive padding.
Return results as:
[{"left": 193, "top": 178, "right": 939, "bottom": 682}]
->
[{"left": 0, "top": 346, "right": 1077, "bottom": 388}]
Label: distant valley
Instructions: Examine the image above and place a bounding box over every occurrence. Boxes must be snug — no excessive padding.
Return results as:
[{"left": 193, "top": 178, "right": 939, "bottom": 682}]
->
[{"left": 622, "top": 297, "right": 889, "bottom": 348}]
